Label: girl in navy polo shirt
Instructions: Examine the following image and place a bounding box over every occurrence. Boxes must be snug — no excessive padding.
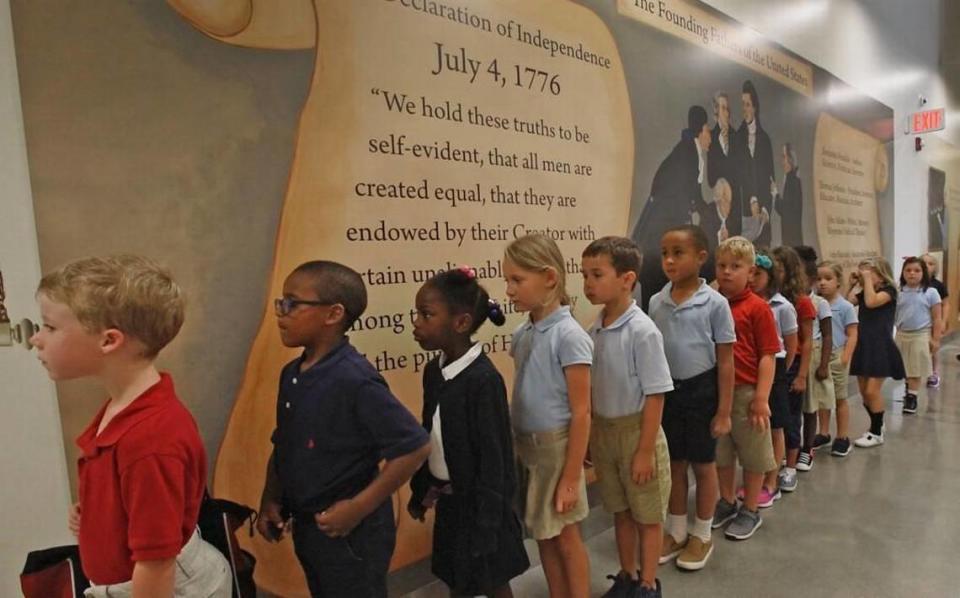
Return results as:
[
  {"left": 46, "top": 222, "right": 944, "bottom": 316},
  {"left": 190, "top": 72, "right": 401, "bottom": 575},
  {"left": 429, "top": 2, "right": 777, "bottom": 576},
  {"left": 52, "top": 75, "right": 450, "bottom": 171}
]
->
[{"left": 408, "top": 266, "right": 529, "bottom": 597}]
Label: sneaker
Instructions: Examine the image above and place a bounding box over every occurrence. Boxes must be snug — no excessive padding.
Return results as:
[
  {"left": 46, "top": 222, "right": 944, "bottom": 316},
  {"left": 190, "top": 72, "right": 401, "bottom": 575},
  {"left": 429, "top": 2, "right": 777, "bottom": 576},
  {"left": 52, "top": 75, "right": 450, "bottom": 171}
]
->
[
  {"left": 601, "top": 571, "right": 637, "bottom": 598},
  {"left": 779, "top": 468, "right": 798, "bottom": 492},
  {"left": 676, "top": 536, "right": 714, "bottom": 571},
  {"left": 927, "top": 374, "right": 940, "bottom": 388},
  {"left": 757, "top": 487, "right": 779, "bottom": 508},
  {"left": 812, "top": 434, "right": 832, "bottom": 449},
  {"left": 724, "top": 507, "right": 762, "bottom": 540},
  {"left": 659, "top": 532, "right": 686, "bottom": 564},
  {"left": 797, "top": 451, "right": 814, "bottom": 472},
  {"left": 831, "top": 437, "right": 852, "bottom": 457},
  {"left": 854, "top": 432, "right": 884, "bottom": 448},
  {"left": 637, "top": 579, "right": 662, "bottom": 598},
  {"left": 712, "top": 498, "right": 738, "bottom": 529},
  {"left": 903, "top": 394, "right": 918, "bottom": 415}
]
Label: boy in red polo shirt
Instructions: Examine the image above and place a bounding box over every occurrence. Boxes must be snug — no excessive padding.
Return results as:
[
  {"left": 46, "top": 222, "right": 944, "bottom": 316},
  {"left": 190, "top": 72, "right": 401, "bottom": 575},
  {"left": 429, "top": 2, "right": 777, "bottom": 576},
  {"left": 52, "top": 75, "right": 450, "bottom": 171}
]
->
[
  {"left": 31, "top": 255, "right": 231, "bottom": 597},
  {"left": 710, "top": 237, "right": 780, "bottom": 541}
]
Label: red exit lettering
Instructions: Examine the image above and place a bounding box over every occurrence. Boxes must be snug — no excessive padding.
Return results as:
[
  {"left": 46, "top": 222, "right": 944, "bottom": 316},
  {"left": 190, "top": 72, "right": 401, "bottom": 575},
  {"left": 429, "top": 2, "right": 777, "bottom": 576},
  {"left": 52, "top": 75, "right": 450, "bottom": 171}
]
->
[{"left": 912, "top": 109, "right": 945, "bottom": 133}]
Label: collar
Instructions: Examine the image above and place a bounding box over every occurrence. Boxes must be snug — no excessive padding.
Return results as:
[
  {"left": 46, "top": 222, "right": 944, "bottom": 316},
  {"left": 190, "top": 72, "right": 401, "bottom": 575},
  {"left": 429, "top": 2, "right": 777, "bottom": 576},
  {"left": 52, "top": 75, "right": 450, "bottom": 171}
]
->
[
  {"left": 439, "top": 343, "right": 483, "bottom": 381},
  {"left": 660, "top": 279, "right": 711, "bottom": 308},
  {"left": 523, "top": 305, "right": 572, "bottom": 333},
  {"left": 694, "top": 139, "right": 705, "bottom": 182},
  {"left": 591, "top": 301, "right": 640, "bottom": 333},
  {"left": 768, "top": 292, "right": 788, "bottom": 305},
  {"left": 294, "top": 337, "right": 352, "bottom": 380},
  {"left": 76, "top": 373, "right": 176, "bottom": 456},
  {"left": 726, "top": 287, "right": 754, "bottom": 305},
  {"left": 747, "top": 119, "right": 757, "bottom": 135}
]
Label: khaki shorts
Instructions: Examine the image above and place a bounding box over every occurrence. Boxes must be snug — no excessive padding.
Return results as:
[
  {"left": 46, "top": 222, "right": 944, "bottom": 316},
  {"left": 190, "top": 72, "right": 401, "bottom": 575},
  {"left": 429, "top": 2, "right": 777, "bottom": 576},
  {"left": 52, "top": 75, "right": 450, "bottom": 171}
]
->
[
  {"left": 716, "top": 385, "right": 776, "bottom": 474},
  {"left": 804, "top": 342, "right": 838, "bottom": 413},
  {"left": 828, "top": 350, "right": 850, "bottom": 401},
  {"left": 896, "top": 328, "right": 932, "bottom": 378},
  {"left": 515, "top": 427, "right": 589, "bottom": 540},
  {"left": 85, "top": 529, "right": 232, "bottom": 597},
  {"left": 590, "top": 412, "right": 671, "bottom": 524}
]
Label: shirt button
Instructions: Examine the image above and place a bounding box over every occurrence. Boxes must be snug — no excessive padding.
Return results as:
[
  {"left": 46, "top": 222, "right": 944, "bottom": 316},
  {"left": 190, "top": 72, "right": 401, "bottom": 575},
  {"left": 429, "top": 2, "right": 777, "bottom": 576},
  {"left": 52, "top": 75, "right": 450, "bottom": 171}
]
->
[
  {"left": 292, "top": 377, "right": 298, "bottom": 384},
  {"left": 285, "top": 402, "right": 291, "bottom": 409}
]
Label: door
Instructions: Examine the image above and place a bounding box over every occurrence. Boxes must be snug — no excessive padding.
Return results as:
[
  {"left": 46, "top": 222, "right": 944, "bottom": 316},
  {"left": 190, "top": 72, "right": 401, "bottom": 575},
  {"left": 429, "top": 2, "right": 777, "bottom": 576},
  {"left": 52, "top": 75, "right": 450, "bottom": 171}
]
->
[{"left": 0, "top": 0, "right": 72, "bottom": 594}]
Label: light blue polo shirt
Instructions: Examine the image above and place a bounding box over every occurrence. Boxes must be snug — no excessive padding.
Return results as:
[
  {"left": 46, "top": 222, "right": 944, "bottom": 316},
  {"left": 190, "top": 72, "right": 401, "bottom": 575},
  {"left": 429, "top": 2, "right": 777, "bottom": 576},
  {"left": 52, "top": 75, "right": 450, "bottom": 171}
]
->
[
  {"left": 810, "top": 292, "right": 832, "bottom": 342},
  {"left": 510, "top": 306, "right": 593, "bottom": 434},
  {"left": 768, "top": 293, "right": 798, "bottom": 359},
  {"left": 896, "top": 286, "right": 941, "bottom": 331},
  {"left": 589, "top": 301, "right": 674, "bottom": 419},
  {"left": 829, "top": 296, "right": 858, "bottom": 350},
  {"left": 648, "top": 279, "right": 737, "bottom": 380}
]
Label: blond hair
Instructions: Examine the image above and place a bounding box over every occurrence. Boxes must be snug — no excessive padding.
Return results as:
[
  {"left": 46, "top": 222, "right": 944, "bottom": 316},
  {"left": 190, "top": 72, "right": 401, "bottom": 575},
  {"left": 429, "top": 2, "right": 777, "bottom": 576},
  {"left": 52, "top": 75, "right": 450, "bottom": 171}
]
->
[
  {"left": 504, "top": 234, "right": 570, "bottom": 306},
  {"left": 859, "top": 257, "right": 897, "bottom": 290},
  {"left": 921, "top": 252, "right": 939, "bottom": 276},
  {"left": 38, "top": 255, "right": 185, "bottom": 357},
  {"left": 716, "top": 235, "right": 756, "bottom": 263}
]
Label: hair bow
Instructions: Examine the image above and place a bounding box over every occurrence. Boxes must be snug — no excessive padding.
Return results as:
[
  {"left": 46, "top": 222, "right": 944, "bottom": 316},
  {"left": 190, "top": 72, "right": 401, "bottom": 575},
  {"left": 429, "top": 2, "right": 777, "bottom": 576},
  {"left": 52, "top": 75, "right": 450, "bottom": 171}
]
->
[
  {"left": 755, "top": 254, "right": 773, "bottom": 270},
  {"left": 457, "top": 264, "right": 476, "bottom": 279}
]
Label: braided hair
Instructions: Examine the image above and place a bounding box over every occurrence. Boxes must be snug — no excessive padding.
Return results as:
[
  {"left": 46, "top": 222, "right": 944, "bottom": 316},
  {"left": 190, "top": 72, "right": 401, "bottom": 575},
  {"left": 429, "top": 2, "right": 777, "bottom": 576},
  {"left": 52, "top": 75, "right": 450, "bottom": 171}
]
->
[{"left": 425, "top": 266, "right": 506, "bottom": 333}]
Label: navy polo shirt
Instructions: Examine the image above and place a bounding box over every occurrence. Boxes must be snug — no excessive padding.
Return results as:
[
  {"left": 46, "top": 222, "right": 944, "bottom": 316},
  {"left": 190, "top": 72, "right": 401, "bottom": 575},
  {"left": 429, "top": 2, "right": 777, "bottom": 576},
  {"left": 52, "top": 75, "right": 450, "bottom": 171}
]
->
[{"left": 272, "top": 338, "right": 428, "bottom": 512}]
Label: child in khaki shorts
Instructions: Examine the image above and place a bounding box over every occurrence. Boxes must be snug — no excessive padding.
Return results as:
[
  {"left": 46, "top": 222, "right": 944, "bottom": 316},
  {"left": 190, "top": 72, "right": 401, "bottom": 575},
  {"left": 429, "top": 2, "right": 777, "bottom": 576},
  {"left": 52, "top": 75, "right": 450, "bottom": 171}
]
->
[
  {"left": 583, "top": 237, "right": 674, "bottom": 597},
  {"left": 804, "top": 340, "right": 837, "bottom": 415}
]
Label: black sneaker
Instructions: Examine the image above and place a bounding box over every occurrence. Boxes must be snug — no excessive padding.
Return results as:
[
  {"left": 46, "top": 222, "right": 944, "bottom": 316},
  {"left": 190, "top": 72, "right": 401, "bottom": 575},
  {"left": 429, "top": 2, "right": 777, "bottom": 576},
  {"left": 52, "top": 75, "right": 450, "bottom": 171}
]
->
[
  {"left": 637, "top": 579, "right": 662, "bottom": 598},
  {"left": 831, "top": 437, "right": 852, "bottom": 457},
  {"left": 602, "top": 571, "right": 637, "bottom": 598},
  {"left": 904, "top": 394, "right": 918, "bottom": 415},
  {"left": 812, "top": 434, "right": 832, "bottom": 449}
]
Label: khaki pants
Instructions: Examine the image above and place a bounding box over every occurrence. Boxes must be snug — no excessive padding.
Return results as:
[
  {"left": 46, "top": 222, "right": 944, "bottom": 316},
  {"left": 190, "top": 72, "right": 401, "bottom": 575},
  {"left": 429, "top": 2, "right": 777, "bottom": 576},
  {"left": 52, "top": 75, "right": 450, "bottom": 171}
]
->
[
  {"left": 84, "top": 529, "right": 232, "bottom": 598},
  {"left": 716, "top": 385, "right": 776, "bottom": 474},
  {"left": 515, "top": 427, "right": 589, "bottom": 540}
]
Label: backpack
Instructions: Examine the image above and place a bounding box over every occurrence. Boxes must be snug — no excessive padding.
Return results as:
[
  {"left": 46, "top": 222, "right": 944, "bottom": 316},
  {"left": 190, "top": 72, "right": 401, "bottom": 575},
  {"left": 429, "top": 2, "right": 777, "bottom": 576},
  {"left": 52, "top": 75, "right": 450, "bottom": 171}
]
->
[{"left": 197, "top": 491, "right": 258, "bottom": 598}]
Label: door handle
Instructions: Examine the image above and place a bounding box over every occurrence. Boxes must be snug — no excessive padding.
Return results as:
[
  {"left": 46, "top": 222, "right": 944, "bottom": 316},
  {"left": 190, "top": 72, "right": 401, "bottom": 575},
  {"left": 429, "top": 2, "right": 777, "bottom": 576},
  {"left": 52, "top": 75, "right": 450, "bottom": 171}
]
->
[{"left": 0, "top": 269, "right": 38, "bottom": 349}]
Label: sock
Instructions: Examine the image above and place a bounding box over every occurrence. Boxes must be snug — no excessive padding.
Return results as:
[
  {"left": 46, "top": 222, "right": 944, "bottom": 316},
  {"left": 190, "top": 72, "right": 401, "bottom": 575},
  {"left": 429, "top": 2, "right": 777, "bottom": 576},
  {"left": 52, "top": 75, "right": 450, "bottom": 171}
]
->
[
  {"left": 691, "top": 517, "right": 712, "bottom": 543},
  {"left": 869, "top": 411, "right": 885, "bottom": 435},
  {"left": 667, "top": 514, "right": 688, "bottom": 543}
]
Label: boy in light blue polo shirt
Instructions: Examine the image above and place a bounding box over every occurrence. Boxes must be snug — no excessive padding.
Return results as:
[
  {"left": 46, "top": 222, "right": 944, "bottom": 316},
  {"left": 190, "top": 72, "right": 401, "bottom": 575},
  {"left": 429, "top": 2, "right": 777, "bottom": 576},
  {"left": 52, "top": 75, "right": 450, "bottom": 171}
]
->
[
  {"left": 648, "top": 225, "right": 735, "bottom": 572},
  {"left": 582, "top": 236, "right": 673, "bottom": 598}
]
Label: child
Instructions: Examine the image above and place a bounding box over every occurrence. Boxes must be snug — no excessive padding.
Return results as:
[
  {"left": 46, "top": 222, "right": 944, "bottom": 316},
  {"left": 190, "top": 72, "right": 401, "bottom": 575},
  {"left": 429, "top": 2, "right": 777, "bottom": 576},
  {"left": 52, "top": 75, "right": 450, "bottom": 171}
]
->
[
  {"left": 848, "top": 259, "right": 905, "bottom": 447},
  {"left": 505, "top": 234, "right": 593, "bottom": 597},
  {"left": 712, "top": 237, "right": 779, "bottom": 541},
  {"left": 895, "top": 257, "right": 942, "bottom": 414},
  {"left": 257, "top": 261, "right": 430, "bottom": 597},
  {"left": 921, "top": 253, "right": 949, "bottom": 388},
  {"left": 408, "top": 266, "right": 529, "bottom": 597},
  {"left": 795, "top": 245, "right": 833, "bottom": 471},
  {"left": 816, "top": 261, "right": 859, "bottom": 457},
  {"left": 770, "top": 247, "right": 817, "bottom": 474},
  {"left": 31, "top": 255, "right": 231, "bottom": 596},
  {"left": 582, "top": 237, "right": 673, "bottom": 597},
  {"left": 750, "top": 250, "right": 797, "bottom": 498},
  {"left": 649, "top": 226, "right": 736, "bottom": 572}
]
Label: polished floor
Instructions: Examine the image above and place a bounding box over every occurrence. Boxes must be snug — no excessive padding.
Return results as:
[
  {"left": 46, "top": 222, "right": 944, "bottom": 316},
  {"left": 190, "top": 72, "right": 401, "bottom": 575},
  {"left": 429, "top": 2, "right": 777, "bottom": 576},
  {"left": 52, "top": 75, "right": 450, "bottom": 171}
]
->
[{"left": 390, "top": 339, "right": 960, "bottom": 598}]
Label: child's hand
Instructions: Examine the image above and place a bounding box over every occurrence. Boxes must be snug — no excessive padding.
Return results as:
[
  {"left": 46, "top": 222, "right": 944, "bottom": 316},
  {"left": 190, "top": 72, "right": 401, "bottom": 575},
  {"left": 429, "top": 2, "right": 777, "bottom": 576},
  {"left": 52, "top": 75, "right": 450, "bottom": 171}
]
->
[
  {"left": 631, "top": 448, "right": 656, "bottom": 485},
  {"left": 257, "top": 500, "right": 287, "bottom": 543},
  {"left": 554, "top": 476, "right": 580, "bottom": 514},
  {"left": 816, "top": 363, "right": 829, "bottom": 380},
  {"left": 316, "top": 499, "right": 364, "bottom": 537},
  {"left": 790, "top": 375, "right": 807, "bottom": 394},
  {"left": 749, "top": 398, "right": 771, "bottom": 431},
  {"left": 68, "top": 502, "right": 81, "bottom": 538},
  {"left": 711, "top": 413, "right": 732, "bottom": 438},
  {"left": 407, "top": 501, "right": 427, "bottom": 522}
]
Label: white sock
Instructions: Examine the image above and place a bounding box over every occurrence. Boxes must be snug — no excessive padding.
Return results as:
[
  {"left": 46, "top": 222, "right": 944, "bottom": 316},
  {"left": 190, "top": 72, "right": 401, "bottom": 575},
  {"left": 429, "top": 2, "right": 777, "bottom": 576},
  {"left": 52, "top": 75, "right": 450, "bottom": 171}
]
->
[
  {"left": 691, "top": 517, "right": 712, "bottom": 543},
  {"left": 784, "top": 466, "right": 797, "bottom": 476},
  {"left": 667, "top": 514, "right": 688, "bottom": 543}
]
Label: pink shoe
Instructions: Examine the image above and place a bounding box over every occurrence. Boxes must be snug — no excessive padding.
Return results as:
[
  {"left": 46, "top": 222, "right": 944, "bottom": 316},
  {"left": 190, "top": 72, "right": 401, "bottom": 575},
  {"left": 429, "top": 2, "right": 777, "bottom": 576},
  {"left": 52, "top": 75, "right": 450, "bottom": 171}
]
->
[{"left": 757, "top": 487, "right": 780, "bottom": 509}]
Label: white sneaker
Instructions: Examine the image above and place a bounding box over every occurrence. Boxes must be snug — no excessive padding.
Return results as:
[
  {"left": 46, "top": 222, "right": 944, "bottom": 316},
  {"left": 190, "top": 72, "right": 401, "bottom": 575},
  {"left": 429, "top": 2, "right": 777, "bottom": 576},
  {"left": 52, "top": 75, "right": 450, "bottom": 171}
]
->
[{"left": 854, "top": 432, "right": 884, "bottom": 448}]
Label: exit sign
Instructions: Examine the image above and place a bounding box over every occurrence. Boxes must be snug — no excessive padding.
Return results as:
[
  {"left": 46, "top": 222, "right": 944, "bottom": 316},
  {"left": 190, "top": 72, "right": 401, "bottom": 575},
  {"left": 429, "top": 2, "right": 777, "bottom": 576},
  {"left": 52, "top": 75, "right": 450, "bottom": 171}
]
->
[{"left": 910, "top": 108, "right": 945, "bottom": 134}]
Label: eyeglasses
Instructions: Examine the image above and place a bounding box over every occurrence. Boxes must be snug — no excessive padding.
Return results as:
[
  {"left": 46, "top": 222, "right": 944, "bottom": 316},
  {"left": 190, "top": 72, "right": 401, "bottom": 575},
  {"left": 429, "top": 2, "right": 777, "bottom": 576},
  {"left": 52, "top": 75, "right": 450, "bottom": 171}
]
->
[{"left": 274, "top": 297, "right": 329, "bottom": 317}]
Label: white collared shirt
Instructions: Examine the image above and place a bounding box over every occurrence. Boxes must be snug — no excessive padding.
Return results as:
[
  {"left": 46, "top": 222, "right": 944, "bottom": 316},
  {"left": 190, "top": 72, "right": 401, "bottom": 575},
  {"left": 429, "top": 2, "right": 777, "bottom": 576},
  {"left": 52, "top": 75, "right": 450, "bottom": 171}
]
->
[
  {"left": 719, "top": 125, "right": 729, "bottom": 156},
  {"left": 695, "top": 137, "right": 705, "bottom": 184},
  {"left": 427, "top": 343, "right": 484, "bottom": 480},
  {"left": 747, "top": 119, "right": 757, "bottom": 157}
]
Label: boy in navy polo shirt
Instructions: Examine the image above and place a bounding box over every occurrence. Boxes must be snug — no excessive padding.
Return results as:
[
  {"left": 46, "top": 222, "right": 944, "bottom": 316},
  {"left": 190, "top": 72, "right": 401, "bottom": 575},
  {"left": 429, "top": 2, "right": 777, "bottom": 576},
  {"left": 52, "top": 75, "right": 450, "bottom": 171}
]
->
[
  {"left": 31, "top": 255, "right": 231, "bottom": 596},
  {"left": 257, "top": 261, "right": 430, "bottom": 598}
]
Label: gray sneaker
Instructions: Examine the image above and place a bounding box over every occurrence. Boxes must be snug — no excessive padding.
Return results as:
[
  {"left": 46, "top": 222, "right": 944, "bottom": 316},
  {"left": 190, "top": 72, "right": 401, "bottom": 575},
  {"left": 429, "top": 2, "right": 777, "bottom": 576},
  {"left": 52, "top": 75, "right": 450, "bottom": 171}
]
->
[
  {"left": 778, "top": 468, "right": 798, "bottom": 493},
  {"left": 712, "top": 498, "right": 738, "bottom": 529},
  {"left": 724, "top": 507, "right": 762, "bottom": 540}
]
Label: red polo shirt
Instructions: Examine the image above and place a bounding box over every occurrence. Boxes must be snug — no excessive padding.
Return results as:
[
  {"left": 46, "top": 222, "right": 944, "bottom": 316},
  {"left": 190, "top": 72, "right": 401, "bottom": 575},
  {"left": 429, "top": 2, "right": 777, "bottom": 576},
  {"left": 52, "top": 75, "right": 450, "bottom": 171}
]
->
[
  {"left": 794, "top": 295, "right": 816, "bottom": 342},
  {"left": 75, "top": 373, "right": 206, "bottom": 585},
  {"left": 728, "top": 289, "right": 781, "bottom": 385}
]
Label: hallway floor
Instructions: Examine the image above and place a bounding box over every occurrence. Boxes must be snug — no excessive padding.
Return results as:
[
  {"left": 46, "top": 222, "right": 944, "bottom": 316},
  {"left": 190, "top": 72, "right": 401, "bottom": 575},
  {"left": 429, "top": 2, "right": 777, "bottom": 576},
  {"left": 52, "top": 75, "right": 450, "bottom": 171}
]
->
[{"left": 392, "top": 340, "right": 960, "bottom": 597}]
